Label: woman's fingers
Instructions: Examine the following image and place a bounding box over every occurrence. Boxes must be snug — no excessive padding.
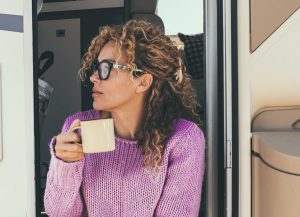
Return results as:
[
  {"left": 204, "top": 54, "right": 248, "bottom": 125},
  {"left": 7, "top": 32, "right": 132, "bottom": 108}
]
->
[
  {"left": 55, "top": 143, "right": 84, "bottom": 162},
  {"left": 54, "top": 119, "right": 84, "bottom": 162},
  {"left": 56, "top": 119, "right": 82, "bottom": 144},
  {"left": 55, "top": 142, "right": 83, "bottom": 153},
  {"left": 55, "top": 149, "right": 84, "bottom": 162},
  {"left": 56, "top": 132, "right": 81, "bottom": 144}
]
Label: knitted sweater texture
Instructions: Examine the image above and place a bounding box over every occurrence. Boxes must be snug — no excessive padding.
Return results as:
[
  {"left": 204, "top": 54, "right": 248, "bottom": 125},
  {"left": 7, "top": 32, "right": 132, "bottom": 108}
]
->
[{"left": 44, "top": 109, "right": 205, "bottom": 217}]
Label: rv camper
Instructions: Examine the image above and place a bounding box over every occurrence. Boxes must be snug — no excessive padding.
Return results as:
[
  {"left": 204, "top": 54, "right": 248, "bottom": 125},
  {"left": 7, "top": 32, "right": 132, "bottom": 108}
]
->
[{"left": 0, "top": 0, "right": 300, "bottom": 216}]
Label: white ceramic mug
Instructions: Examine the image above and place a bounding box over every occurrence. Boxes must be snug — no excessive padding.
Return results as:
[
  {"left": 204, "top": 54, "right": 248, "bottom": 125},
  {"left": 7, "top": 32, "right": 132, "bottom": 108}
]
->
[{"left": 69, "top": 118, "right": 115, "bottom": 153}]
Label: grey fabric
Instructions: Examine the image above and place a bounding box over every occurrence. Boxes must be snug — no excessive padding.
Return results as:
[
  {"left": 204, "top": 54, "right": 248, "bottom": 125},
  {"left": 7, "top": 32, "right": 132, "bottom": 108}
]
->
[
  {"left": 131, "top": 14, "right": 165, "bottom": 34},
  {"left": 130, "top": 0, "right": 158, "bottom": 13}
]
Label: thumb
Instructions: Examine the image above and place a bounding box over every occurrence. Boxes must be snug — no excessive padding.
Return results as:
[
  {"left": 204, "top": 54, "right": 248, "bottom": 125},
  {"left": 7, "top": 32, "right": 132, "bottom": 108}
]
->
[{"left": 68, "top": 119, "right": 81, "bottom": 133}]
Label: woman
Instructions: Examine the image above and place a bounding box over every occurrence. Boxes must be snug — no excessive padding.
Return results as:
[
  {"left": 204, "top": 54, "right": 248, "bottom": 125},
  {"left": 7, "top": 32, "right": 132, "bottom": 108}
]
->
[{"left": 44, "top": 20, "right": 205, "bottom": 217}]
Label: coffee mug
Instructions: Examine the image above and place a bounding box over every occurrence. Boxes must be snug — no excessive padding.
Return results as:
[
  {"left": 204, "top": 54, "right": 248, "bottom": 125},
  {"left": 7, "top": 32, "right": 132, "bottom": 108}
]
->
[{"left": 69, "top": 118, "right": 115, "bottom": 153}]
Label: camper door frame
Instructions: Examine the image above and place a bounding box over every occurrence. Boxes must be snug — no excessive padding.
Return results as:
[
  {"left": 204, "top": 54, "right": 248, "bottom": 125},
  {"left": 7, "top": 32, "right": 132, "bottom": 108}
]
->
[{"left": 205, "top": 0, "right": 239, "bottom": 216}]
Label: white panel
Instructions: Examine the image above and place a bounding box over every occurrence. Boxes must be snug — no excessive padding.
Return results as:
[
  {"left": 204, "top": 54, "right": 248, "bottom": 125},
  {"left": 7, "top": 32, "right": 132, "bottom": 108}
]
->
[
  {"left": 0, "top": 65, "right": 2, "bottom": 161},
  {"left": 23, "top": 1, "right": 36, "bottom": 215},
  {"left": 237, "top": 1, "right": 252, "bottom": 217},
  {"left": 0, "top": 1, "right": 36, "bottom": 216},
  {"left": 0, "top": 0, "right": 23, "bottom": 15},
  {"left": 250, "top": 9, "right": 300, "bottom": 116},
  {"left": 0, "top": 31, "right": 26, "bottom": 216}
]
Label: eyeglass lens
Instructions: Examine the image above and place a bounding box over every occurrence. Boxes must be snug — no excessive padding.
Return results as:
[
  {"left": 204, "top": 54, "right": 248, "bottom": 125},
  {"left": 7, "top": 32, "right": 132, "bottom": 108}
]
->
[{"left": 99, "top": 62, "right": 110, "bottom": 79}]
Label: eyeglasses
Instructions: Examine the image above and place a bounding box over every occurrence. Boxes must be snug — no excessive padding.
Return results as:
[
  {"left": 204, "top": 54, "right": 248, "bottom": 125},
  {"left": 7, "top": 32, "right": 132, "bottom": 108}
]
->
[{"left": 90, "top": 59, "right": 144, "bottom": 80}]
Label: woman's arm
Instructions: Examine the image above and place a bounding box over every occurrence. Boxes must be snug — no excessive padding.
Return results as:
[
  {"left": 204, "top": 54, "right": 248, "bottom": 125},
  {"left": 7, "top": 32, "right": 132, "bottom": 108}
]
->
[
  {"left": 44, "top": 116, "right": 86, "bottom": 217},
  {"left": 154, "top": 124, "right": 206, "bottom": 217}
]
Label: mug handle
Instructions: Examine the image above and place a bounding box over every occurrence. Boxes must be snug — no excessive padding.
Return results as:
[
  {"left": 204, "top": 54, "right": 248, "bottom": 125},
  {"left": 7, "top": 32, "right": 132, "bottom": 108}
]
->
[
  {"left": 69, "top": 126, "right": 81, "bottom": 132},
  {"left": 68, "top": 126, "right": 81, "bottom": 144}
]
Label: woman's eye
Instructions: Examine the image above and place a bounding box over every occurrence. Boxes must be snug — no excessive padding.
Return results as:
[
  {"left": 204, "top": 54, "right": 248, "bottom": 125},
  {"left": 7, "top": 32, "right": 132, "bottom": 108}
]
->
[{"left": 101, "top": 64, "right": 110, "bottom": 77}]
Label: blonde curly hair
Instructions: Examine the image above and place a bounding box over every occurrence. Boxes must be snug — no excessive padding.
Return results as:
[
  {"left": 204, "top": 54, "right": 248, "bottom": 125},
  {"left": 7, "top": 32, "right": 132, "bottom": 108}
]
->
[{"left": 79, "top": 20, "right": 201, "bottom": 172}]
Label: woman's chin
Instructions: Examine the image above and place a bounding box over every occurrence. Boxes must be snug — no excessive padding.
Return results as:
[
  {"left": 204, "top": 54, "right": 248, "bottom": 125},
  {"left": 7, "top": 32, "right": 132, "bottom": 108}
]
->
[
  {"left": 93, "top": 103, "right": 112, "bottom": 112},
  {"left": 92, "top": 103, "right": 104, "bottom": 111}
]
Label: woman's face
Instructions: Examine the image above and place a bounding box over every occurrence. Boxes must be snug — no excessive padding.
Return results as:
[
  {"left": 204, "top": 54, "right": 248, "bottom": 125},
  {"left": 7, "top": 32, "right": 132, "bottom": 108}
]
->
[{"left": 90, "top": 40, "right": 140, "bottom": 112}]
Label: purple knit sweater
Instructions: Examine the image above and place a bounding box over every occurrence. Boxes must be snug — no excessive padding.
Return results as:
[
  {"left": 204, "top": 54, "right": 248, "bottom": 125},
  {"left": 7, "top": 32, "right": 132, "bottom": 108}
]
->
[{"left": 44, "top": 109, "right": 205, "bottom": 217}]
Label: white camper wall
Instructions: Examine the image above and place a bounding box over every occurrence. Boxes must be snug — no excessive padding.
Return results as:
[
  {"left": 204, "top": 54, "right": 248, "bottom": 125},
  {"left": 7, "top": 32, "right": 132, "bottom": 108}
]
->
[
  {"left": 238, "top": 2, "right": 300, "bottom": 217},
  {"left": 0, "top": 1, "right": 35, "bottom": 217},
  {"left": 250, "top": 10, "right": 300, "bottom": 116},
  {"left": 0, "top": 31, "right": 28, "bottom": 217},
  {"left": 0, "top": 0, "right": 23, "bottom": 15}
]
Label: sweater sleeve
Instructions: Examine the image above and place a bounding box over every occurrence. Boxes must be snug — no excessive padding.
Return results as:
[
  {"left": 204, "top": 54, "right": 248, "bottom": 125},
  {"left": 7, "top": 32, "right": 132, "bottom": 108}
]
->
[
  {"left": 154, "top": 123, "right": 206, "bottom": 217},
  {"left": 44, "top": 116, "right": 86, "bottom": 217}
]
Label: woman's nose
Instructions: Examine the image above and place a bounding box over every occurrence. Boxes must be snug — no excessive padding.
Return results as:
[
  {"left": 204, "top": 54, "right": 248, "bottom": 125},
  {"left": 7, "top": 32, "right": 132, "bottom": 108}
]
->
[{"left": 90, "top": 71, "right": 101, "bottom": 84}]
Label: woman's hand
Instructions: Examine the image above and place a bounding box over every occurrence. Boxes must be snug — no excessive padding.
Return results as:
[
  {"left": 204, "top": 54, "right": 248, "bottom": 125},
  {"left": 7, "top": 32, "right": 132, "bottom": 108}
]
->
[{"left": 55, "top": 119, "right": 84, "bottom": 163}]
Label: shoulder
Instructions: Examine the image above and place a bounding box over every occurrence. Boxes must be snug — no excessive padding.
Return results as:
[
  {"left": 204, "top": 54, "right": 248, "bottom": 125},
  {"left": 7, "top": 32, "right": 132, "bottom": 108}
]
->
[
  {"left": 61, "top": 109, "right": 101, "bottom": 132},
  {"left": 170, "top": 118, "right": 205, "bottom": 142},
  {"left": 165, "top": 119, "right": 206, "bottom": 154}
]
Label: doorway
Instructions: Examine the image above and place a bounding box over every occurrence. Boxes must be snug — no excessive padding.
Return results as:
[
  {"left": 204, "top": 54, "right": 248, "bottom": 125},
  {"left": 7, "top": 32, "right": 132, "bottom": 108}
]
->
[{"left": 32, "top": 0, "right": 219, "bottom": 216}]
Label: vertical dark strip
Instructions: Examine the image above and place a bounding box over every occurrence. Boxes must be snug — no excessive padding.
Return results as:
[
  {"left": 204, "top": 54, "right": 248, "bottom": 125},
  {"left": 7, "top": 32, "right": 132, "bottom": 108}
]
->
[
  {"left": 217, "top": 0, "right": 225, "bottom": 216},
  {"left": 32, "top": 0, "right": 42, "bottom": 216},
  {"left": 231, "top": 0, "right": 239, "bottom": 216},
  {"left": 0, "top": 14, "right": 23, "bottom": 32},
  {"left": 124, "top": 0, "right": 130, "bottom": 21}
]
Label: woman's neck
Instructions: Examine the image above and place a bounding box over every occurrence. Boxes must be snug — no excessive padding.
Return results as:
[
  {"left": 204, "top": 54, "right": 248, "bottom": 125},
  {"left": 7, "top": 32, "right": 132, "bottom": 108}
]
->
[{"left": 109, "top": 105, "right": 144, "bottom": 141}]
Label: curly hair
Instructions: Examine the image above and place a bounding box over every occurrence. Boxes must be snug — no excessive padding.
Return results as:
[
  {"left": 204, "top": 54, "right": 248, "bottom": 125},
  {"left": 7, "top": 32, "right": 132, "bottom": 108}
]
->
[{"left": 79, "top": 20, "right": 201, "bottom": 172}]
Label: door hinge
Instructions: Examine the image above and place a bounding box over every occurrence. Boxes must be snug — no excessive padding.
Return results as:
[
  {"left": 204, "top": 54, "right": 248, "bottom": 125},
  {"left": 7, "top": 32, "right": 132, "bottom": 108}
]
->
[{"left": 226, "top": 140, "right": 232, "bottom": 168}]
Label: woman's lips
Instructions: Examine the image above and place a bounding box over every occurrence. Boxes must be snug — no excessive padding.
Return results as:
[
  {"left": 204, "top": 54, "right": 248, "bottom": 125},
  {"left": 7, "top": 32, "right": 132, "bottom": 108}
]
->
[{"left": 92, "top": 90, "right": 103, "bottom": 97}]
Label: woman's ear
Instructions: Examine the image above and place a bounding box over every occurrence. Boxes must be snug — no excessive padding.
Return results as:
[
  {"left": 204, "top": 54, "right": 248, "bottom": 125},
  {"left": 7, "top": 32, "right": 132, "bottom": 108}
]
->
[{"left": 135, "top": 73, "right": 153, "bottom": 93}]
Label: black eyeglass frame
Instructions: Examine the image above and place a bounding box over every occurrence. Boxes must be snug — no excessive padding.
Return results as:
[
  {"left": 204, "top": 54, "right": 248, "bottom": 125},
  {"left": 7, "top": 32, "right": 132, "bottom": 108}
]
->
[{"left": 91, "top": 59, "right": 144, "bottom": 80}]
